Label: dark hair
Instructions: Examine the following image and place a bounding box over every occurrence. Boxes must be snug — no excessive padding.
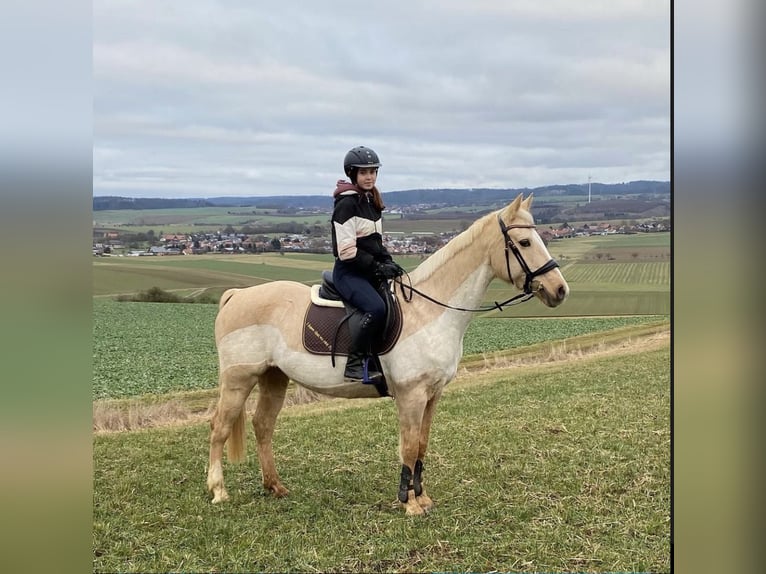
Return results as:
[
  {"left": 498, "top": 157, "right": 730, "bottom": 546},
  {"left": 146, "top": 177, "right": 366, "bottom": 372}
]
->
[
  {"left": 348, "top": 166, "right": 385, "bottom": 211},
  {"left": 369, "top": 186, "right": 385, "bottom": 211}
]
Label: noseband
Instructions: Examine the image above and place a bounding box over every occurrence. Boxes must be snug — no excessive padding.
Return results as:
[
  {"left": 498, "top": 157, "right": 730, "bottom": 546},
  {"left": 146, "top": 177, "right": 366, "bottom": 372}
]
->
[{"left": 497, "top": 214, "right": 560, "bottom": 294}]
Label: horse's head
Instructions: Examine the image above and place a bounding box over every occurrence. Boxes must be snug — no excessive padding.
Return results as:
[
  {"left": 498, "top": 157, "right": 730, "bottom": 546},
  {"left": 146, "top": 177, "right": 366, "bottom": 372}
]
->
[{"left": 490, "top": 193, "right": 569, "bottom": 307}]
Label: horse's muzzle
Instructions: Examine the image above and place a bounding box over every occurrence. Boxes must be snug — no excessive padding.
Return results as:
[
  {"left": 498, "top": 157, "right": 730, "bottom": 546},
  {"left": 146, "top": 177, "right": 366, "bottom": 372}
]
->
[{"left": 534, "top": 280, "right": 569, "bottom": 307}]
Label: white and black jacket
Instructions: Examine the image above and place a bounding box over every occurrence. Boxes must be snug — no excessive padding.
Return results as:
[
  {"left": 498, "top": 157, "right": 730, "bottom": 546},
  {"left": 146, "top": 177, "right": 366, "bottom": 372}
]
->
[{"left": 331, "top": 181, "right": 392, "bottom": 277}]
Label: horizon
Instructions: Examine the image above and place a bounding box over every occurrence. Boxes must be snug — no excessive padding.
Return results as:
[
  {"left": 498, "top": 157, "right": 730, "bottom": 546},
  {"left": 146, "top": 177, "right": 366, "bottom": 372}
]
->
[{"left": 92, "top": 179, "right": 671, "bottom": 200}]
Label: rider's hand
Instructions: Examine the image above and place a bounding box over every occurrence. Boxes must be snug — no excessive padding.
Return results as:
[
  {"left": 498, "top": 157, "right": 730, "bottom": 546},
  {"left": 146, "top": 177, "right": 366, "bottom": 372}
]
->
[{"left": 375, "top": 261, "right": 404, "bottom": 279}]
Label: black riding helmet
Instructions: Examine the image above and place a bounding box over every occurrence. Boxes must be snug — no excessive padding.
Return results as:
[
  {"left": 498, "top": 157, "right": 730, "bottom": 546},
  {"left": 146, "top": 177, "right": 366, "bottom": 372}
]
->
[{"left": 344, "top": 146, "right": 381, "bottom": 181}]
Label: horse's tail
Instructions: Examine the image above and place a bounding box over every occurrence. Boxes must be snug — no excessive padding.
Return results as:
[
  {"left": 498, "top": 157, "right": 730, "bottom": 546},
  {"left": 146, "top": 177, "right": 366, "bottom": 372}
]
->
[
  {"left": 219, "top": 288, "right": 239, "bottom": 310},
  {"left": 227, "top": 407, "right": 247, "bottom": 463}
]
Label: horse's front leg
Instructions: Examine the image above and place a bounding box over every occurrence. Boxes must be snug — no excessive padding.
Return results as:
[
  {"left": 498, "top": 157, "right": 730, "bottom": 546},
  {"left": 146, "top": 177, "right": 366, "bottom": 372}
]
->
[
  {"left": 413, "top": 390, "right": 442, "bottom": 511},
  {"left": 394, "top": 388, "right": 429, "bottom": 516}
]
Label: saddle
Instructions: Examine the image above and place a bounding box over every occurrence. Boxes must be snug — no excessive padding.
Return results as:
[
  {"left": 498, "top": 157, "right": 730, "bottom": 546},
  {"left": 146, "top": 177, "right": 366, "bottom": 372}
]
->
[{"left": 302, "top": 271, "right": 403, "bottom": 358}]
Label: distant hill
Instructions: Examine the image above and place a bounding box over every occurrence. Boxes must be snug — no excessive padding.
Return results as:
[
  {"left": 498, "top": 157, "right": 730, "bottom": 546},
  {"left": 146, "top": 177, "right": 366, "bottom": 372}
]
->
[
  {"left": 382, "top": 180, "right": 669, "bottom": 207},
  {"left": 93, "top": 197, "right": 216, "bottom": 210},
  {"left": 93, "top": 180, "right": 669, "bottom": 211}
]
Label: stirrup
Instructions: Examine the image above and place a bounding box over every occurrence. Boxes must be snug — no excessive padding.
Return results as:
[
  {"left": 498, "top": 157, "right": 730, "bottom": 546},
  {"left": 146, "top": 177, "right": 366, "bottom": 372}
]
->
[{"left": 361, "top": 357, "right": 383, "bottom": 384}]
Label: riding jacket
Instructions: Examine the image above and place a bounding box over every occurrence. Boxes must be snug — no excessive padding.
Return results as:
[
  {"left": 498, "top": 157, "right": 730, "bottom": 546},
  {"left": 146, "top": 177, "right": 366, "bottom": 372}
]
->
[{"left": 331, "top": 180, "right": 392, "bottom": 279}]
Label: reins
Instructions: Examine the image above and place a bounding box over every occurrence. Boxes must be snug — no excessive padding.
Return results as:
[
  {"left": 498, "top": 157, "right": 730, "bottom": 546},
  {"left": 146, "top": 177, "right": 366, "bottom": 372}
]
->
[
  {"left": 392, "top": 214, "right": 560, "bottom": 314},
  {"left": 393, "top": 273, "right": 534, "bottom": 313}
]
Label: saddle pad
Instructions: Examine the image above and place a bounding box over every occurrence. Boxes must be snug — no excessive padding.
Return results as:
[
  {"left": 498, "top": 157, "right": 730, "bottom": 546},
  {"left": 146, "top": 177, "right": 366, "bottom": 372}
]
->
[
  {"left": 302, "top": 300, "right": 403, "bottom": 356},
  {"left": 310, "top": 284, "right": 344, "bottom": 308}
]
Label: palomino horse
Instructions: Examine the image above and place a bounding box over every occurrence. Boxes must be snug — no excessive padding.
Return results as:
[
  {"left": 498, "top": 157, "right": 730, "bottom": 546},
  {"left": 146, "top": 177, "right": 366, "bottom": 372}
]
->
[{"left": 207, "top": 193, "right": 569, "bottom": 515}]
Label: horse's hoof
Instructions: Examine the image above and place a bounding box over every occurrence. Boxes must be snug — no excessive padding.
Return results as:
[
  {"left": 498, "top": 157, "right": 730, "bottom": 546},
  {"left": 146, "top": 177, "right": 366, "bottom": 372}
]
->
[
  {"left": 267, "top": 483, "right": 289, "bottom": 498},
  {"left": 403, "top": 491, "right": 425, "bottom": 516},
  {"left": 416, "top": 494, "right": 434, "bottom": 511},
  {"left": 211, "top": 490, "right": 229, "bottom": 504},
  {"left": 405, "top": 502, "right": 425, "bottom": 516}
]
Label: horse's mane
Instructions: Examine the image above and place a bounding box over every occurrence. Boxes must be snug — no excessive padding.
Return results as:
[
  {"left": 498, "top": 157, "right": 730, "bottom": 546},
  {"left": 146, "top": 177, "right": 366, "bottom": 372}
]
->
[
  {"left": 409, "top": 209, "right": 499, "bottom": 284},
  {"left": 409, "top": 202, "right": 535, "bottom": 284}
]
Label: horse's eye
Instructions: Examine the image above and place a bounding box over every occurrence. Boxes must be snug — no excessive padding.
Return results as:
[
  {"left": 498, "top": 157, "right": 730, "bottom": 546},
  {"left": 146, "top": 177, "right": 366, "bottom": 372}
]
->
[{"left": 520, "top": 239, "right": 531, "bottom": 247}]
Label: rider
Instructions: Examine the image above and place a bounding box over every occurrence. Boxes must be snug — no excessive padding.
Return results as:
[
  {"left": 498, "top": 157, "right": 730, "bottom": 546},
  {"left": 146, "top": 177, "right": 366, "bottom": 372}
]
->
[{"left": 331, "top": 145, "right": 404, "bottom": 382}]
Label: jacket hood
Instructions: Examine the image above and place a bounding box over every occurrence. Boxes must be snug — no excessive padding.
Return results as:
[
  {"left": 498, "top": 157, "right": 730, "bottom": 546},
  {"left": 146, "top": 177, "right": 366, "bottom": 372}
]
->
[{"left": 333, "top": 179, "right": 361, "bottom": 198}]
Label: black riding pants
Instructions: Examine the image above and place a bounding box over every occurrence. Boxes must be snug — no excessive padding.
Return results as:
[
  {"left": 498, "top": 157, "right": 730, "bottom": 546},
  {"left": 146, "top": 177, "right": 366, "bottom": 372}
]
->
[{"left": 332, "top": 262, "right": 386, "bottom": 330}]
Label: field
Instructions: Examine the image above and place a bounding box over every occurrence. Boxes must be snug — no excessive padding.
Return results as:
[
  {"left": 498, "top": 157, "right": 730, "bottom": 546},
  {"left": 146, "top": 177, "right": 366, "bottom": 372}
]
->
[
  {"left": 93, "top": 345, "right": 670, "bottom": 573},
  {"left": 91, "top": 229, "right": 670, "bottom": 572},
  {"left": 94, "top": 232, "right": 670, "bottom": 316},
  {"left": 93, "top": 298, "right": 665, "bottom": 400},
  {"left": 93, "top": 207, "right": 331, "bottom": 234},
  {"left": 92, "top": 232, "right": 670, "bottom": 400}
]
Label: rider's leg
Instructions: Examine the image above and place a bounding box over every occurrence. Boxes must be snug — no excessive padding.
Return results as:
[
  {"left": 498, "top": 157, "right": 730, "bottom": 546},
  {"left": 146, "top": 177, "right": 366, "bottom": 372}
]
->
[
  {"left": 332, "top": 267, "right": 386, "bottom": 382},
  {"left": 345, "top": 311, "right": 382, "bottom": 381}
]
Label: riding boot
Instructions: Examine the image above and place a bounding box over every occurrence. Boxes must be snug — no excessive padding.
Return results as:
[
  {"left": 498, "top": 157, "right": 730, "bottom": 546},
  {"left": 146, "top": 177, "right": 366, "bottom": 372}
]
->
[
  {"left": 344, "top": 312, "right": 383, "bottom": 383},
  {"left": 343, "top": 352, "right": 382, "bottom": 383}
]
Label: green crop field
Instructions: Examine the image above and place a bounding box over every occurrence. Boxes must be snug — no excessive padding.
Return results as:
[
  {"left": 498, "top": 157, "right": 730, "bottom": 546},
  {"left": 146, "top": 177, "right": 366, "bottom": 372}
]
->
[
  {"left": 94, "top": 207, "right": 331, "bottom": 234},
  {"left": 93, "top": 298, "right": 665, "bottom": 400},
  {"left": 92, "top": 232, "right": 671, "bottom": 398},
  {"left": 93, "top": 254, "right": 335, "bottom": 296},
  {"left": 562, "top": 262, "right": 669, "bottom": 287}
]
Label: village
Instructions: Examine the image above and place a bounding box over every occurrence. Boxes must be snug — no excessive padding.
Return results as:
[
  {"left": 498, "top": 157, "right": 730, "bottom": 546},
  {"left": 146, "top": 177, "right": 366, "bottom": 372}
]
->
[{"left": 92, "top": 218, "right": 670, "bottom": 257}]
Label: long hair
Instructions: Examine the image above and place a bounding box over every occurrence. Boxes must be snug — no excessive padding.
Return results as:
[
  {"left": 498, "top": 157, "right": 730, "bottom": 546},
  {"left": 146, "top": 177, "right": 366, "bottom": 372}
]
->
[
  {"left": 349, "top": 166, "right": 385, "bottom": 211},
  {"left": 369, "top": 186, "right": 385, "bottom": 211}
]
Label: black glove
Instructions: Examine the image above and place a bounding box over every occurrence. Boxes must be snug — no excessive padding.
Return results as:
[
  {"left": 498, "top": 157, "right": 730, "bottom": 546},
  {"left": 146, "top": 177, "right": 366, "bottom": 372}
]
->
[{"left": 375, "top": 261, "right": 404, "bottom": 280}]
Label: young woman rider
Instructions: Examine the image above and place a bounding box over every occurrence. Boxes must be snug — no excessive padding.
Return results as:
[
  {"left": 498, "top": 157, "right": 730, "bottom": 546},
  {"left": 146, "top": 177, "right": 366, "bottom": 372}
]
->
[{"left": 331, "top": 145, "right": 403, "bottom": 382}]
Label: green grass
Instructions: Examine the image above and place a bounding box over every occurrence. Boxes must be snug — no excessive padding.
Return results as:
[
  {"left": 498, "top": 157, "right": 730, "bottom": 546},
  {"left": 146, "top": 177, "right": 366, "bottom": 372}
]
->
[
  {"left": 93, "top": 346, "right": 670, "bottom": 573},
  {"left": 93, "top": 207, "right": 330, "bottom": 233},
  {"left": 93, "top": 301, "right": 219, "bottom": 399},
  {"left": 93, "top": 255, "right": 330, "bottom": 296},
  {"left": 93, "top": 298, "right": 664, "bottom": 400}
]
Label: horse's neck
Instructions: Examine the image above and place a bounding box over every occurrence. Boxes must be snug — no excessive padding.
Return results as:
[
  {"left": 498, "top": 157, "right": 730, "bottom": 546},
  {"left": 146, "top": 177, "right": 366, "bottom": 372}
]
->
[{"left": 408, "top": 229, "right": 495, "bottom": 328}]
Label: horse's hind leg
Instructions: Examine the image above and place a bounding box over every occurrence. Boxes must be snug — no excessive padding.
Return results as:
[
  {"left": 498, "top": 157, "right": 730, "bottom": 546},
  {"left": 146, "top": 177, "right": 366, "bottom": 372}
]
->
[
  {"left": 207, "top": 366, "right": 257, "bottom": 503},
  {"left": 253, "top": 368, "right": 289, "bottom": 497}
]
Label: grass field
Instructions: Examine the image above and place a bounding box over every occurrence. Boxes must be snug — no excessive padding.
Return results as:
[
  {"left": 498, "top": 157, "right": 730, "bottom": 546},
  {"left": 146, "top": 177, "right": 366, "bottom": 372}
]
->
[
  {"left": 93, "top": 345, "right": 670, "bottom": 573},
  {"left": 93, "top": 298, "right": 665, "bottom": 400},
  {"left": 91, "top": 224, "right": 671, "bottom": 571},
  {"left": 93, "top": 207, "right": 330, "bottom": 234}
]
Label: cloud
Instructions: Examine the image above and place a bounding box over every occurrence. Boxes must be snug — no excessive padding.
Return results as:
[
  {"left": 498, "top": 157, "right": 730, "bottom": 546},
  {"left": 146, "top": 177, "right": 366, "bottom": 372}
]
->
[{"left": 94, "top": 0, "right": 670, "bottom": 197}]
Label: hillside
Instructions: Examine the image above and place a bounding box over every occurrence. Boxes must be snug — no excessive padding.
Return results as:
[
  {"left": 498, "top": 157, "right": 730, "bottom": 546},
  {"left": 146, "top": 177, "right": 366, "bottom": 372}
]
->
[{"left": 93, "top": 180, "right": 670, "bottom": 211}]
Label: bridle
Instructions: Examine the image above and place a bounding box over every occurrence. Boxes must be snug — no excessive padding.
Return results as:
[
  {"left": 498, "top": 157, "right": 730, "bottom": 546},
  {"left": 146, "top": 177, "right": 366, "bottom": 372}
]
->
[
  {"left": 394, "top": 214, "right": 560, "bottom": 313},
  {"left": 496, "top": 213, "right": 560, "bottom": 295}
]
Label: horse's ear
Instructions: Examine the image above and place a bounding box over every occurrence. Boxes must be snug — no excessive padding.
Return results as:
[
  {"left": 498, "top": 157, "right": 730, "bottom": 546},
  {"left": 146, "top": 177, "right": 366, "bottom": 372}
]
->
[
  {"left": 503, "top": 193, "right": 523, "bottom": 219},
  {"left": 521, "top": 193, "right": 534, "bottom": 210}
]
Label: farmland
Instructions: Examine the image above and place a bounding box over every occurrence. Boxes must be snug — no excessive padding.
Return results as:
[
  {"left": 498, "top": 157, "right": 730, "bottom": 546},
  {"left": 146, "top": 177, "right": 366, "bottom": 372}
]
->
[
  {"left": 93, "top": 298, "right": 665, "bottom": 400},
  {"left": 94, "top": 232, "right": 670, "bottom": 316},
  {"left": 93, "top": 185, "right": 669, "bottom": 236},
  {"left": 91, "top": 216, "right": 671, "bottom": 572},
  {"left": 94, "top": 206, "right": 330, "bottom": 235},
  {"left": 92, "top": 231, "right": 670, "bottom": 399}
]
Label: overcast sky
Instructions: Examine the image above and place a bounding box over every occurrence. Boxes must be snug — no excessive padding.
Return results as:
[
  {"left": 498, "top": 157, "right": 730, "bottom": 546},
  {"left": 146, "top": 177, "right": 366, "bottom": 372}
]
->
[{"left": 93, "top": 0, "right": 670, "bottom": 198}]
